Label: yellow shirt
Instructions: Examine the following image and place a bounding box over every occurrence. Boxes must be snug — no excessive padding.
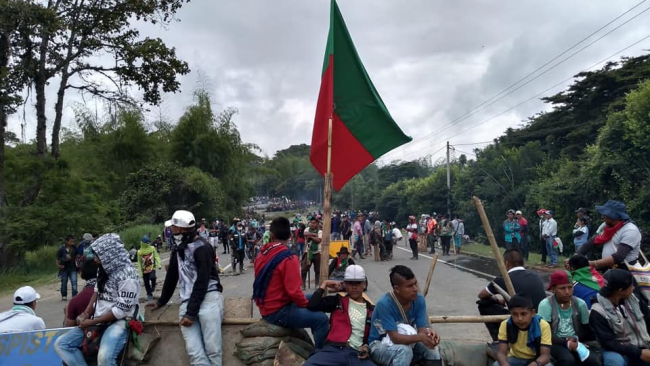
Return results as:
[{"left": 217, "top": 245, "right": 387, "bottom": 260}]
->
[{"left": 498, "top": 318, "right": 552, "bottom": 359}]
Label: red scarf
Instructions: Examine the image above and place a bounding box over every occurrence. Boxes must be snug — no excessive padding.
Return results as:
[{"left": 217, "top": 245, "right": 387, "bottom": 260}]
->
[{"left": 594, "top": 221, "right": 626, "bottom": 245}]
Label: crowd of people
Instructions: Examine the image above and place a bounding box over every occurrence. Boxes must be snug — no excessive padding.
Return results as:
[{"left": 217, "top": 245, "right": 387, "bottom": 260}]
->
[{"left": 1, "top": 198, "right": 648, "bottom": 366}]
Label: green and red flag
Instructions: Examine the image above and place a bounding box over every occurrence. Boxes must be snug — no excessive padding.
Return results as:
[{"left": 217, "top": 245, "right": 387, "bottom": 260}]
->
[{"left": 310, "top": 0, "right": 412, "bottom": 191}]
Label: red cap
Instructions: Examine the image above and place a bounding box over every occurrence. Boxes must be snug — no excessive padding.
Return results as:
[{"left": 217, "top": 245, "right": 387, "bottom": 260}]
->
[
  {"left": 537, "top": 208, "right": 547, "bottom": 215},
  {"left": 547, "top": 270, "right": 571, "bottom": 290}
]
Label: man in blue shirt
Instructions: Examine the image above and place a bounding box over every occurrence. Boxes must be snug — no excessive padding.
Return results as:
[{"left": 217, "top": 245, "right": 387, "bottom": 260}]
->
[
  {"left": 229, "top": 221, "right": 246, "bottom": 275},
  {"left": 369, "top": 265, "right": 442, "bottom": 366}
]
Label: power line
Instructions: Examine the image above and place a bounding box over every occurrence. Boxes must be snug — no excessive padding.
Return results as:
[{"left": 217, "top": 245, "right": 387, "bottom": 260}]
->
[
  {"left": 383, "top": 1, "right": 650, "bottom": 159},
  {"left": 398, "top": 32, "right": 650, "bottom": 160},
  {"left": 450, "top": 141, "right": 493, "bottom": 146}
]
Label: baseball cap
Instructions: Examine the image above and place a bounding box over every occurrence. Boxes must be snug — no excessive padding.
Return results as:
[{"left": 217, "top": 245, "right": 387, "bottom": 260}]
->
[
  {"left": 141, "top": 236, "right": 150, "bottom": 244},
  {"left": 83, "top": 233, "right": 93, "bottom": 241},
  {"left": 575, "top": 207, "right": 587, "bottom": 214},
  {"left": 515, "top": 210, "right": 522, "bottom": 215},
  {"left": 344, "top": 265, "right": 366, "bottom": 282},
  {"left": 14, "top": 286, "right": 41, "bottom": 305},
  {"left": 547, "top": 270, "right": 571, "bottom": 290},
  {"left": 165, "top": 210, "right": 196, "bottom": 228}
]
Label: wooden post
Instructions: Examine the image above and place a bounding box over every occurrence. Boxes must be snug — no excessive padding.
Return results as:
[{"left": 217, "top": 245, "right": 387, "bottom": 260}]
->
[
  {"left": 429, "top": 315, "right": 509, "bottom": 324},
  {"left": 423, "top": 253, "right": 439, "bottom": 297},
  {"left": 472, "top": 196, "right": 516, "bottom": 296},
  {"left": 319, "top": 118, "right": 334, "bottom": 286}
]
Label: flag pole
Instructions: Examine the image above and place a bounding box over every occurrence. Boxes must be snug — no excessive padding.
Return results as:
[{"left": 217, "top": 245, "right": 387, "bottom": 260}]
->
[{"left": 319, "top": 118, "right": 333, "bottom": 286}]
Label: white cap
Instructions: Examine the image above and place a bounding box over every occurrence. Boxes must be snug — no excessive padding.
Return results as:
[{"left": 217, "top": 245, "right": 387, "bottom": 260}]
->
[
  {"left": 14, "top": 286, "right": 40, "bottom": 305},
  {"left": 165, "top": 210, "right": 196, "bottom": 228},
  {"left": 344, "top": 265, "right": 366, "bottom": 282},
  {"left": 515, "top": 210, "right": 523, "bottom": 215}
]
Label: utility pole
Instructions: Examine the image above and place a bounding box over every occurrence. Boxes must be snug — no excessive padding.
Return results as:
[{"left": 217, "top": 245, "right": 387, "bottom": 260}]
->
[{"left": 446, "top": 141, "right": 451, "bottom": 217}]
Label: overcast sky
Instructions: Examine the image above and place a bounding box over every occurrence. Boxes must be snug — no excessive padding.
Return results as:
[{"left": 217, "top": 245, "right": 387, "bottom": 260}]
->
[{"left": 9, "top": 0, "right": 650, "bottom": 163}]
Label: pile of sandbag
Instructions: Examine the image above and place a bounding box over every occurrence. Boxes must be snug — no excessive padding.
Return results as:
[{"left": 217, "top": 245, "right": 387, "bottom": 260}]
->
[{"left": 234, "top": 320, "right": 315, "bottom": 366}]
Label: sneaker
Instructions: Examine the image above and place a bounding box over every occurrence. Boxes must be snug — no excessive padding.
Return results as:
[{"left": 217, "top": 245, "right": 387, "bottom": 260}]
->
[
  {"left": 62, "top": 296, "right": 67, "bottom": 301},
  {"left": 410, "top": 257, "right": 418, "bottom": 260},
  {"left": 146, "top": 294, "right": 153, "bottom": 301}
]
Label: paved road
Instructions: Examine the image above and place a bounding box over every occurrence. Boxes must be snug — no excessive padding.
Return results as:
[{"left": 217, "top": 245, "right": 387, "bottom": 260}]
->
[{"left": 1, "top": 239, "right": 494, "bottom": 342}]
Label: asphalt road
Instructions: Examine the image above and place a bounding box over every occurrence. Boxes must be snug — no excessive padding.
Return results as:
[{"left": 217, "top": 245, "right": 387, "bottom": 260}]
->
[{"left": 1, "top": 239, "right": 493, "bottom": 342}]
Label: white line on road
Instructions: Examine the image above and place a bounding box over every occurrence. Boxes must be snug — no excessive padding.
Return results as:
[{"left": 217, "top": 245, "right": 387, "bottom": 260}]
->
[{"left": 395, "top": 247, "right": 496, "bottom": 280}]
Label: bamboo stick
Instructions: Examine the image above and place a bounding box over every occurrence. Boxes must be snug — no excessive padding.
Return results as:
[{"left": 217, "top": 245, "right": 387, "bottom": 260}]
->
[{"left": 423, "top": 253, "right": 439, "bottom": 297}]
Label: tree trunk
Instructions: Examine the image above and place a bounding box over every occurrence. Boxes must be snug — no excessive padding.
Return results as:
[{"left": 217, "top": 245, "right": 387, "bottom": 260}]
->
[{"left": 51, "top": 71, "right": 69, "bottom": 159}]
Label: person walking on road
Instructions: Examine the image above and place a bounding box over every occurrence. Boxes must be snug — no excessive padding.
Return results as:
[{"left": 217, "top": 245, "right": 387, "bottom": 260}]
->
[
  {"left": 427, "top": 215, "right": 437, "bottom": 254},
  {"left": 0, "top": 286, "right": 45, "bottom": 333},
  {"left": 254, "top": 216, "right": 329, "bottom": 349},
  {"left": 56, "top": 235, "right": 78, "bottom": 301},
  {"left": 454, "top": 216, "right": 465, "bottom": 254},
  {"left": 516, "top": 211, "right": 529, "bottom": 261},
  {"left": 406, "top": 216, "right": 419, "bottom": 260},
  {"left": 148, "top": 210, "right": 224, "bottom": 366},
  {"left": 352, "top": 215, "right": 365, "bottom": 259},
  {"left": 137, "top": 235, "right": 162, "bottom": 301},
  {"left": 439, "top": 214, "right": 454, "bottom": 256},
  {"left": 229, "top": 221, "right": 246, "bottom": 275}
]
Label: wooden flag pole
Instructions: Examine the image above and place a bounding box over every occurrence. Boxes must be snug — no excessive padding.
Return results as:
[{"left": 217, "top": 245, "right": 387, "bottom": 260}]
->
[
  {"left": 319, "top": 118, "right": 334, "bottom": 286},
  {"left": 422, "top": 252, "right": 439, "bottom": 297},
  {"left": 472, "top": 196, "right": 516, "bottom": 296}
]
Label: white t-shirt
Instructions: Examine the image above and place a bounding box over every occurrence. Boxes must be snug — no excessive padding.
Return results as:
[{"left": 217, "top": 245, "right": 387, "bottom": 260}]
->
[
  {"left": 602, "top": 222, "right": 642, "bottom": 263},
  {"left": 392, "top": 228, "right": 403, "bottom": 240},
  {"left": 407, "top": 223, "right": 418, "bottom": 240}
]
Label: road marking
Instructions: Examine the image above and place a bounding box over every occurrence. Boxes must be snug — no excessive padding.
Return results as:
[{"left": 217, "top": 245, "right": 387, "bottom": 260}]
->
[{"left": 395, "top": 247, "right": 496, "bottom": 280}]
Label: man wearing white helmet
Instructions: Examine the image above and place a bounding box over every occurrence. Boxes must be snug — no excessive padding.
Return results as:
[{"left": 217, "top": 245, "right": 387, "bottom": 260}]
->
[
  {"left": 0, "top": 286, "right": 46, "bottom": 333},
  {"left": 147, "top": 210, "right": 224, "bottom": 366}
]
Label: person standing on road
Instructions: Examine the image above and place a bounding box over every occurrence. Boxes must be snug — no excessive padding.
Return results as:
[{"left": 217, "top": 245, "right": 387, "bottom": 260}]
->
[
  {"left": 538, "top": 208, "right": 548, "bottom": 265},
  {"left": 406, "top": 216, "right": 419, "bottom": 260},
  {"left": 56, "top": 235, "right": 78, "bottom": 301},
  {"left": 148, "top": 210, "right": 224, "bottom": 366},
  {"left": 220, "top": 220, "right": 230, "bottom": 254},
  {"left": 363, "top": 213, "right": 373, "bottom": 256},
  {"left": 137, "top": 235, "right": 162, "bottom": 301},
  {"left": 246, "top": 225, "right": 262, "bottom": 263},
  {"left": 454, "top": 216, "right": 465, "bottom": 255},
  {"left": 331, "top": 212, "right": 341, "bottom": 241},
  {"left": 516, "top": 211, "right": 529, "bottom": 261},
  {"left": 229, "top": 221, "right": 246, "bottom": 275},
  {"left": 543, "top": 210, "right": 559, "bottom": 268},
  {"left": 341, "top": 213, "right": 352, "bottom": 240},
  {"left": 55, "top": 233, "right": 141, "bottom": 366},
  {"left": 439, "top": 214, "right": 454, "bottom": 256},
  {"left": 368, "top": 265, "right": 442, "bottom": 366},
  {"left": 0, "top": 286, "right": 45, "bottom": 333},
  {"left": 503, "top": 209, "right": 521, "bottom": 251},
  {"left": 352, "top": 215, "right": 366, "bottom": 259},
  {"left": 254, "top": 217, "right": 329, "bottom": 349},
  {"left": 302, "top": 217, "right": 323, "bottom": 288},
  {"left": 427, "top": 215, "right": 437, "bottom": 254},
  {"left": 477, "top": 249, "right": 546, "bottom": 341},
  {"left": 305, "top": 265, "right": 376, "bottom": 365}
]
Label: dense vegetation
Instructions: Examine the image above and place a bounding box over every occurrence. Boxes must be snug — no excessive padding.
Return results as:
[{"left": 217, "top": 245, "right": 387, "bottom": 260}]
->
[{"left": 251, "top": 54, "right": 650, "bottom": 253}]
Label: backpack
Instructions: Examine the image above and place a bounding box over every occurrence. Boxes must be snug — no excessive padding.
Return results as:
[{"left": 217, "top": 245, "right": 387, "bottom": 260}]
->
[
  {"left": 383, "top": 229, "right": 393, "bottom": 242},
  {"left": 440, "top": 220, "right": 451, "bottom": 235}
]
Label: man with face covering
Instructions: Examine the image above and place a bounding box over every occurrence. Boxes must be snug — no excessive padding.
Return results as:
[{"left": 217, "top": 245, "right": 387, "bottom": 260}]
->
[
  {"left": 148, "top": 210, "right": 224, "bottom": 366},
  {"left": 54, "top": 233, "right": 141, "bottom": 366}
]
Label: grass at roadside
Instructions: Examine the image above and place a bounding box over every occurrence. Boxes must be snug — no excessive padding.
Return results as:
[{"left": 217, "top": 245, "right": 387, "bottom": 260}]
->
[
  {"left": 0, "top": 224, "right": 164, "bottom": 294},
  {"left": 460, "top": 241, "right": 568, "bottom": 267}
]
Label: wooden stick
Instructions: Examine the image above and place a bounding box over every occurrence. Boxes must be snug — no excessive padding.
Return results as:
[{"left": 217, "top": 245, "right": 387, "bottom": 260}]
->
[
  {"left": 472, "top": 196, "right": 516, "bottom": 296},
  {"left": 429, "top": 315, "right": 509, "bottom": 324},
  {"left": 423, "top": 253, "right": 439, "bottom": 297},
  {"left": 491, "top": 282, "right": 512, "bottom": 302},
  {"left": 319, "top": 118, "right": 334, "bottom": 285}
]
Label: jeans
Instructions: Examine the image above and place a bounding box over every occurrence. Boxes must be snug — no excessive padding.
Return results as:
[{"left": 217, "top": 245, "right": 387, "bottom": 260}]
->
[
  {"left": 263, "top": 302, "right": 329, "bottom": 349},
  {"left": 331, "top": 232, "right": 340, "bottom": 241},
  {"left": 454, "top": 234, "right": 462, "bottom": 250},
  {"left": 246, "top": 243, "right": 255, "bottom": 260},
  {"left": 546, "top": 236, "right": 558, "bottom": 265},
  {"left": 60, "top": 270, "right": 78, "bottom": 297},
  {"left": 54, "top": 320, "right": 128, "bottom": 366},
  {"left": 492, "top": 357, "right": 535, "bottom": 366},
  {"left": 354, "top": 236, "right": 364, "bottom": 256},
  {"left": 179, "top": 291, "right": 224, "bottom": 366},
  {"left": 143, "top": 270, "right": 156, "bottom": 296},
  {"left": 304, "top": 345, "right": 377, "bottom": 366},
  {"left": 369, "top": 340, "right": 441, "bottom": 366},
  {"left": 551, "top": 344, "right": 602, "bottom": 366}
]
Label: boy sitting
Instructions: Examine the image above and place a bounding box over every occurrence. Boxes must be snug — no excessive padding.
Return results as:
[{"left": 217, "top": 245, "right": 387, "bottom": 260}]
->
[{"left": 496, "top": 294, "right": 552, "bottom": 366}]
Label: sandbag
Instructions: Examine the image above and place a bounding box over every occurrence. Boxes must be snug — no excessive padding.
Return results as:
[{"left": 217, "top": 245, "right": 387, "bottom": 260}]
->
[
  {"left": 240, "top": 320, "right": 314, "bottom": 345},
  {"left": 251, "top": 360, "right": 275, "bottom": 366},
  {"left": 437, "top": 339, "right": 489, "bottom": 366},
  {"left": 281, "top": 336, "right": 314, "bottom": 359},
  {"left": 274, "top": 341, "right": 306, "bottom": 366},
  {"left": 123, "top": 332, "right": 161, "bottom": 365},
  {"left": 235, "top": 337, "right": 282, "bottom": 364}
]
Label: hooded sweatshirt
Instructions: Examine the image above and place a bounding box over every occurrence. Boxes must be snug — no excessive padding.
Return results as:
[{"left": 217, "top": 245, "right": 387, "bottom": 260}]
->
[
  {"left": 137, "top": 242, "right": 161, "bottom": 276},
  {"left": 91, "top": 234, "right": 141, "bottom": 320}
]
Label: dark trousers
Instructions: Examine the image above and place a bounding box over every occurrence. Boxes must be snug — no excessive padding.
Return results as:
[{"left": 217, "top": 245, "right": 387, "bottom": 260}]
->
[
  {"left": 304, "top": 345, "right": 376, "bottom": 366},
  {"left": 427, "top": 234, "right": 436, "bottom": 253},
  {"left": 505, "top": 239, "right": 520, "bottom": 251},
  {"left": 540, "top": 237, "right": 547, "bottom": 263},
  {"left": 441, "top": 236, "right": 452, "bottom": 255},
  {"left": 222, "top": 239, "right": 230, "bottom": 253},
  {"left": 551, "top": 344, "right": 601, "bottom": 366},
  {"left": 232, "top": 248, "right": 245, "bottom": 272},
  {"left": 143, "top": 270, "right": 156, "bottom": 296},
  {"left": 409, "top": 238, "right": 418, "bottom": 259},
  {"left": 302, "top": 253, "right": 321, "bottom": 286},
  {"left": 520, "top": 234, "right": 529, "bottom": 261},
  {"left": 477, "top": 299, "right": 509, "bottom": 341}
]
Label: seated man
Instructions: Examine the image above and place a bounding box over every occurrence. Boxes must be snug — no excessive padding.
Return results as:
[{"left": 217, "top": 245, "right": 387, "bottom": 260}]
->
[
  {"left": 305, "top": 265, "right": 376, "bottom": 365},
  {"left": 590, "top": 269, "right": 650, "bottom": 366},
  {"left": 328, "top": 246, "right": 355, "bottom": 280},
  {"left": 368, "top": 265, "right": 442, "bottom": 366},
  {"left": 478, "top": 249, "right": 546, "bottom": 341},
  {"left": 495, "top": 295, "right": 552, "bottom": 366},
  {"left": 538, "top": 271, "right": 600, "bottom": 366},
  {"left": 0, "top": 286, "right": 46, "bottom": 333},
  {"left": 253, "top": 216, "right": 329, "bottom": 349},
  {"left": 64, "top": 259, "right": 98, "bottom": 326},
  {"left": 567, "top": 254, "right": 603, "bottom": 309}
]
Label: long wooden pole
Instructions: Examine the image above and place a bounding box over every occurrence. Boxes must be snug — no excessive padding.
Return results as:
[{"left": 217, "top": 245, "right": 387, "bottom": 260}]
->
[
  {"left": 472, "top": 196, "right": 516, "bottom": 296},
  {"left": 319, "top": 118, "right": 334, "bottom": 286},
  {"left": 177, "top": 315, "right": 510, "bottom": 326},
  {"left": 422, "top": 253, "right": 439, "bottom": 297}
]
